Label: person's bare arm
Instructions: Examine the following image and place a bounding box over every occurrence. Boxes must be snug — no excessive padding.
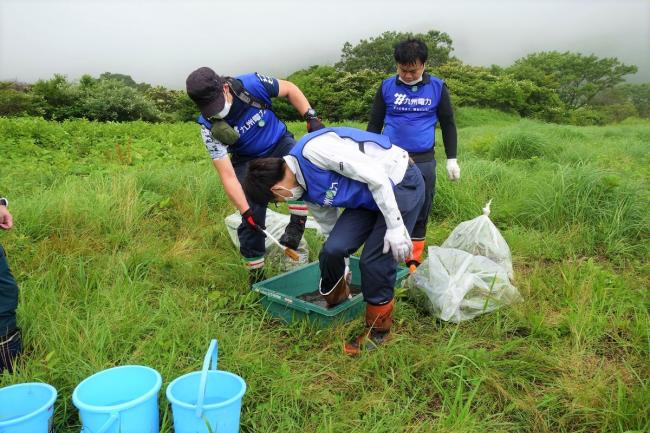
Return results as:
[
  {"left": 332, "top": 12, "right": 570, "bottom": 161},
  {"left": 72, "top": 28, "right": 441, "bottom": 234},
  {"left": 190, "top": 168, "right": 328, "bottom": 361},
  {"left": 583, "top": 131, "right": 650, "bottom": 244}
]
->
[
  {"left": 277, "top": 79, "right": 311, "bottom": 118},
  {"left": 212, "top": 158, "right": 250, "bottom": 214}
]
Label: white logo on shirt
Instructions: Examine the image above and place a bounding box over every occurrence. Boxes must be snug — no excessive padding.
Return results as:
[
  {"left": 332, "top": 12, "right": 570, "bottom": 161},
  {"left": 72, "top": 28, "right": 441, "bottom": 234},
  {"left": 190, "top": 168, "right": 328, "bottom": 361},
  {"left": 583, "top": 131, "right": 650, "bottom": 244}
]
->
[
  {"left": 394, "top": 93, "right": 408, "bottom": 105},
  {"left": 393, "top": 93, "right": 433, "bottom": 112},
  {"left": 323, "top": 182, "right": 338, "bottom": 207},
  {"left": 256, "top": 73, "right": 275, "bottom": 85},
  {"left": 236, "top": 110, "right": 266, "bottom": 135}
]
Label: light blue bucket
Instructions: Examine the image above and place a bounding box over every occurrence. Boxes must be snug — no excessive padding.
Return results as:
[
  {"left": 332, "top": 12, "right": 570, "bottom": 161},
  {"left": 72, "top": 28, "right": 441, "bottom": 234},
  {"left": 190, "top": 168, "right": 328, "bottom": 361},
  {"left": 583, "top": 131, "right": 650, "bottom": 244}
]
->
[
  {"left": 72, "top": 365, "right": 162, "bottom": 433},
  {"left": 166, "top": 340, "right": 246, "bottom": 433},
  {"left": 0, "top": 382, "right": 57, "bottom": 433}
]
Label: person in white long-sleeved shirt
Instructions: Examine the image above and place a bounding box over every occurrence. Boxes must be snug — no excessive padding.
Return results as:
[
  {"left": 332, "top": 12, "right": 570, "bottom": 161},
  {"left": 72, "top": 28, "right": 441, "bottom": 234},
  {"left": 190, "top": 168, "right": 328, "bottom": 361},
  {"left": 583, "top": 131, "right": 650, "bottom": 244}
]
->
[{"left": 243, "top": 127, "right": 425, "bottom": 355}]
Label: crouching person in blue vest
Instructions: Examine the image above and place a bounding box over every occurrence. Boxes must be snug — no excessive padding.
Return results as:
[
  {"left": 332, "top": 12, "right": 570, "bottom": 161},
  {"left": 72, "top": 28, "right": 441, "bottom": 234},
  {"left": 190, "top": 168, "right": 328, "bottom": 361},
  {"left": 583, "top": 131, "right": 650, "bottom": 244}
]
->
[
  {"left": 186, "top": 67, "right": 324, "bottom": 286},
  {"left": 243, "top": 127, "right": 425, "bottom": 355}
]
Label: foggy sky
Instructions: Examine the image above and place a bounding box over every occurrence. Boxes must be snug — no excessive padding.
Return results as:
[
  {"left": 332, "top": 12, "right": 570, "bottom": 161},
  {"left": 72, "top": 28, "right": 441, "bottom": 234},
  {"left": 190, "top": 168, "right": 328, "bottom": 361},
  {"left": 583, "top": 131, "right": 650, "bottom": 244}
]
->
[{"left": 1, "top": 0, "right": 648, "bottom": 88}]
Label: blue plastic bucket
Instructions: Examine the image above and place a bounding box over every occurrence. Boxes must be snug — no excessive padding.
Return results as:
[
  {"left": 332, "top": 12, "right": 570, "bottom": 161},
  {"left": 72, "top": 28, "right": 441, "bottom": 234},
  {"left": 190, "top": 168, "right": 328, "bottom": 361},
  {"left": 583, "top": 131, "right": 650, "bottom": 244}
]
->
[
  {"left": 0, "top": 382, "right": 57, "bottom": 433},
  {"left": 72, "top": 365, "right": 162, "bottom": 433},
  {"left": 166, "top": 340, "right": 246, "bottom": 433}
]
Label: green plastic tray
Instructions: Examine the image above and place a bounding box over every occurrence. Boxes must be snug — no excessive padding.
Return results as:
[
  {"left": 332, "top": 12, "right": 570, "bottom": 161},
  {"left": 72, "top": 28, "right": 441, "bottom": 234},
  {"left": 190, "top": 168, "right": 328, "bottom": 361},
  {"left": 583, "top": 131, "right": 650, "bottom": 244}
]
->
[{"left": 252, "top": 256, "right": 409, "bottom": 328}]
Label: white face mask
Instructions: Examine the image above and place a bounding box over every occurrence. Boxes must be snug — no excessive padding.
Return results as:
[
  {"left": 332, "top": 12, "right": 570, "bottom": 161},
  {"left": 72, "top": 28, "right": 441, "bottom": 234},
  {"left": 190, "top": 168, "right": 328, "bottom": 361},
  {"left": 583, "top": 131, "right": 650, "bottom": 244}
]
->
[
  {"left": 213, "top": 98, "right": 232, "bottom": 119},
  {"left": 274, "top": 185, "right": 304, "bottom": 201},
  {"left": 399, "top": 76, "right": 423, "bottom": 86}
]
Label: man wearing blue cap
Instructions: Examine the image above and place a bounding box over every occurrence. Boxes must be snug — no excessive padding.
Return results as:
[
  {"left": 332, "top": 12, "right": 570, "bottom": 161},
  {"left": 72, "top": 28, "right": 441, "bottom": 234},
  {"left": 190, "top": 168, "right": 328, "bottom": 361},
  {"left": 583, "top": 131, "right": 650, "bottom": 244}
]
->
[{"left": 186, "top": 67, "right": 323, "bottom": 285}]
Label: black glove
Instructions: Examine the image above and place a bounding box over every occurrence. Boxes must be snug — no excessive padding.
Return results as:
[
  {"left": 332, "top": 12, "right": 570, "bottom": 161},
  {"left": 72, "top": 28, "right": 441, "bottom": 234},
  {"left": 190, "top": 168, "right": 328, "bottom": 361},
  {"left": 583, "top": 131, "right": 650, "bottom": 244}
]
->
[
  {"left": 304, "top": 108, "right": 325, "bottom": 133},
  {"left": 241, "top": 208, "right": 264, "bottom": 232},
  {"left": 279, "top": 214, "right": 307, "bottom": 250},
  {"left": 306, "top": 117, "right": 325, "bottom": 133}
]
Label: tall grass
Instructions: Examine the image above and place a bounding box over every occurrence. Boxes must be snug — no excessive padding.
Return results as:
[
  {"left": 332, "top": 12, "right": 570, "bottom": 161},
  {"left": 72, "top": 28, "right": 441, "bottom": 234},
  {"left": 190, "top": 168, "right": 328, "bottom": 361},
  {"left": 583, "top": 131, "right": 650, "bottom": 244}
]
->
[{"left": 0, "top": 115, "right": 648, "bottom": 432}]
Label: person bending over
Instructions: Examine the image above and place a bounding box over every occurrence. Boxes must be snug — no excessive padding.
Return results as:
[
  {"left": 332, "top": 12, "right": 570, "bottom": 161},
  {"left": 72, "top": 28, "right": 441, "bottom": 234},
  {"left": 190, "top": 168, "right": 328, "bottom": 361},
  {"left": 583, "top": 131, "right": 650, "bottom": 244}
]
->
[{"left": 244, "top": 127, "right": 424, "bottom": 355}]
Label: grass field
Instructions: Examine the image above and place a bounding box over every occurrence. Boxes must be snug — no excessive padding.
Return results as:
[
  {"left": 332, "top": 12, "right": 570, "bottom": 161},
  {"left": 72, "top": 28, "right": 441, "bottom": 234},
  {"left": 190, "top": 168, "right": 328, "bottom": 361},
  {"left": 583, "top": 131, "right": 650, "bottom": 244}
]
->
[{"left": 0, "top": 109, "right": 648, "bottom": 432}]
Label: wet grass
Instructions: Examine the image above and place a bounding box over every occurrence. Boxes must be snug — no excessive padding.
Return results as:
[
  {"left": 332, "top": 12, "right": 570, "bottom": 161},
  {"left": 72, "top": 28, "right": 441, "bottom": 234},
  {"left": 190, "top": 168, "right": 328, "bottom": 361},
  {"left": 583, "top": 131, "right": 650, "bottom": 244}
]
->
[{"left": 0, "top": 112, "right": 648, "bottom": 432}]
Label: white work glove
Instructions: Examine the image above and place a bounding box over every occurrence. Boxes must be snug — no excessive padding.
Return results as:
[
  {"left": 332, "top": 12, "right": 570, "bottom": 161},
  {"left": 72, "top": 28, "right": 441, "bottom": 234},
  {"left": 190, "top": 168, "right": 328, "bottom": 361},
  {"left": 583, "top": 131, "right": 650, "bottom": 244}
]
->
[
  {"left": 344, "top": 256, "right": 351, "bottom": 284},
  {"left": 446, "top": 158, "right": 460, "bottom": 181},
  {"left": 382, "top": 224, "right": 412, "bottom": 262}
]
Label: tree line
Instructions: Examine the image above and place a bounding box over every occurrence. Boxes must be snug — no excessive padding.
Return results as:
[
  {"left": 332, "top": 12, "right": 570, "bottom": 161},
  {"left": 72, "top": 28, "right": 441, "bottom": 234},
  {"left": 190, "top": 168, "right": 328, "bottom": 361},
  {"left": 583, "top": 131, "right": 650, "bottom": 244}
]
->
[{"left": 1, "top": 30, "right": 647, "bottom": 125}]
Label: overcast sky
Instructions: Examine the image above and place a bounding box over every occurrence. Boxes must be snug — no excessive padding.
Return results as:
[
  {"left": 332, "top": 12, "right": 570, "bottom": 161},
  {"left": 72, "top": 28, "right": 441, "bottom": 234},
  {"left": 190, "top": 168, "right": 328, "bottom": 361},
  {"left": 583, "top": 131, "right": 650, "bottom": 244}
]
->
[{"left": 1, "top": 0, "right": 648, "bottom": 89}]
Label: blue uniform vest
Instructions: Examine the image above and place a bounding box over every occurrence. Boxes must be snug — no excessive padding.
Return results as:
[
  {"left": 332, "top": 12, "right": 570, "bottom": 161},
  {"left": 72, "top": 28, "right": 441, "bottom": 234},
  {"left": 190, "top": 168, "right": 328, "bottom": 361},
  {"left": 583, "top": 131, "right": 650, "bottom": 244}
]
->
[
  {"left": 381, "top": 75, "right": 444, "bottom": 153},
  {"left": 197, "top": 73, "right": 287, "bottom": 157},
  {"left": 290, "top": 127, "right": 393, "bottom": 211}
]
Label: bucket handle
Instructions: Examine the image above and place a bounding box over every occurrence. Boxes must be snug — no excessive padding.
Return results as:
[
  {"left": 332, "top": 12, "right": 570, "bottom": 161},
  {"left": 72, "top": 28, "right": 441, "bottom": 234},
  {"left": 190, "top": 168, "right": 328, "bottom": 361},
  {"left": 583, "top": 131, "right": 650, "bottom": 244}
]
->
[
  {"left": 85, "top": 411, "right": 119, "bottom": 433},
  {"left": 195, "top": 339, "right": 218, "bottom": 418}
]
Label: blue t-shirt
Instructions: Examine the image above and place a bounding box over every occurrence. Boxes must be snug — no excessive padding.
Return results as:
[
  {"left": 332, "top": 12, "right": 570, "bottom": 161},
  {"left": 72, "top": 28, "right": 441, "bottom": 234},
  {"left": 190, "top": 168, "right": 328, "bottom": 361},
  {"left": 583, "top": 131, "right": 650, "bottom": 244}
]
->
[{"left": 199, "top": 72, "right": 287, "bottom": 159}]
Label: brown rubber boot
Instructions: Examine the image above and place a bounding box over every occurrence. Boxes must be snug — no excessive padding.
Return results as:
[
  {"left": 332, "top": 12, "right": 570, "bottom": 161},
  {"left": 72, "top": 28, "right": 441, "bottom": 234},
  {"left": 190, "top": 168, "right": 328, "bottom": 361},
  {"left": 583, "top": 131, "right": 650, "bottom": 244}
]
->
[
  {"left": 319, "top": 272, "right": 352, "bottom": 307},
  {"left": 344, "top": 299, "right": 395, "bottom": 355}
]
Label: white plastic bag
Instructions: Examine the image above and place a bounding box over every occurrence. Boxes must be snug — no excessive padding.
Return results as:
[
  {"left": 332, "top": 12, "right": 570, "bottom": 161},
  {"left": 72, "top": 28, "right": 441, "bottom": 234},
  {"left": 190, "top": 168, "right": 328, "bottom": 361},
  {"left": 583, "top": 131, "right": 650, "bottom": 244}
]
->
[
  {"left": 224, "top": 209, "right": 321, "bottom": 269},
  {"left": 411, "top": 247, "right": 522, "bottom": 322},
  {"left": 441, "top": 200, "right": 513, "bottom": 278}
]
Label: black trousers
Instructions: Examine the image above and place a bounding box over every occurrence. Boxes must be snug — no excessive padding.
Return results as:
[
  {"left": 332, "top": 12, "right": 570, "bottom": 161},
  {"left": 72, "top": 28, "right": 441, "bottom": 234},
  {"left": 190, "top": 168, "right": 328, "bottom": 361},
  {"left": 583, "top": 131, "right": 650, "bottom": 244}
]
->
[
  {"left": 0, "top": 245, "right": 18, "bottom": 337},
  {"left": 232, "top": 132, "right": 297, "bottom": 260},
  {"left": 411, "top": 159, "right": 436, "bottom": 240},
  {"left": 319, "top": 164, "right": 425, "bottom": 305},
  {"left": 0, "top": 244, "right": 20, "bottom": 372}
]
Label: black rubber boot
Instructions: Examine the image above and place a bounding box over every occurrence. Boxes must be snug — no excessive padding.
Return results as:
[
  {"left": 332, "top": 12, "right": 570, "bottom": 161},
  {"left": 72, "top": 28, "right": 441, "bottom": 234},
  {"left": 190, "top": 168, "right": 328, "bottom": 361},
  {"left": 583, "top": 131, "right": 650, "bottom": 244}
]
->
[{"left": 279, "top": 214, "right": 307, "bottom": 250}]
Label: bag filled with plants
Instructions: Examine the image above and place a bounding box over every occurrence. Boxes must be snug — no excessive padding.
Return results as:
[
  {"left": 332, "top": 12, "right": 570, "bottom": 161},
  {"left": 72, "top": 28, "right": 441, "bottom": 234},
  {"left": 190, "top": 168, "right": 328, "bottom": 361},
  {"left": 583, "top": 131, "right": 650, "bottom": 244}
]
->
[
  {"left": 441, "top": 200, "right": 513, "bottom": 278},
  {"left": 410, "top": 247, "right": 521, "bottom": 322}
]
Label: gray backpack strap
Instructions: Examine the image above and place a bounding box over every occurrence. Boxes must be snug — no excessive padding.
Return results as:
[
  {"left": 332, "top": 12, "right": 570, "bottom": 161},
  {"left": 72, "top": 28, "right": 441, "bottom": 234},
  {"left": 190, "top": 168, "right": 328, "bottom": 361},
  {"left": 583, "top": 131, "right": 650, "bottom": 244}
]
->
[{"left": 226, "top": 78, "right": 270, "bottom": 110}]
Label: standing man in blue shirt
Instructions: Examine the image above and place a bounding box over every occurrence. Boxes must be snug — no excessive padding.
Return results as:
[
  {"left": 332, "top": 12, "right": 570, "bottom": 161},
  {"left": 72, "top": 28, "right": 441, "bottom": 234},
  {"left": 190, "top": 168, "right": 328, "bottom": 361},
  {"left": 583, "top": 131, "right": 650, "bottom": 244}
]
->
[
  {"left": 186, "top": 67, "right": 323, "bottom": 285},
  {"left": 0, "top": 197, "right": 21, "bottom": 372},
  {"left": 367, "top": 39, "right": 460, "bottom": 269}
]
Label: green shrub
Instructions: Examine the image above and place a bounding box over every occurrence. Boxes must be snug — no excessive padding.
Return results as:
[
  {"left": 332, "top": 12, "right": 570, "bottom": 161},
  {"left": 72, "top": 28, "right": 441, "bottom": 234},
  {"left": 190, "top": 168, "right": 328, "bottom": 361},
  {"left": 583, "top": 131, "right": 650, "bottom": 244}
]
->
[
  {"left": 31, "top": 74, "right": 84, "bottom": 120},
  {"left": 336, "top": 29, "right": 453, "bottom": 73},
  {"left": 489, "top": 130, "right": 550, "bottom": 160},
  {"left": 0, "top": 84, "right": 43, "bottom": 116},
  {"left": 80, "top": 79, "right": 162, "bottom": 122},
  {"left": 595, "top": 102, "right": 639, "bottom": 123},
  {"left": 569, "top": 107, "right": 605, "bottom": 126},
  {"left": 278, "top": 66, "right": 387, "bottom": 121},
  {"left": 434, "top": 61, "right": 566, "bottom": 122}
]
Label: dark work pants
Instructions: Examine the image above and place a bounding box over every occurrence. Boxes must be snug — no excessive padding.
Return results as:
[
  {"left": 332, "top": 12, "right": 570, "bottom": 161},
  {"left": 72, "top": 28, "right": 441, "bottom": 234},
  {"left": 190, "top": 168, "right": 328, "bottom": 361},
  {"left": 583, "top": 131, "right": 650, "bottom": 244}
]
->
[
  {"left": 411, "top": 159, "right": 436, "bottom": 241},
  {"left": 232, "top": 131, "right": 297, "bottom": 259},
  {"left": 319, "top": 164, "right": 425, "bottom": 305},
  {"left": 0, "top": 244, "right": 20, "bottom": 372},
  {"left": 0, "top": 245, "right": 18, "bottom": 337}
]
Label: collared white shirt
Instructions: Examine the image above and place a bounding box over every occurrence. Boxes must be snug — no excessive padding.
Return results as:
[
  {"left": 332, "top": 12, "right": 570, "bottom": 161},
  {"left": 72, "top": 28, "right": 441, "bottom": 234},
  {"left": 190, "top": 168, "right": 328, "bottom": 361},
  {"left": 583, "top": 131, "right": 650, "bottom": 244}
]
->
[{"left": 284, "top": 131, "right": 409, "bottom": 236}]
